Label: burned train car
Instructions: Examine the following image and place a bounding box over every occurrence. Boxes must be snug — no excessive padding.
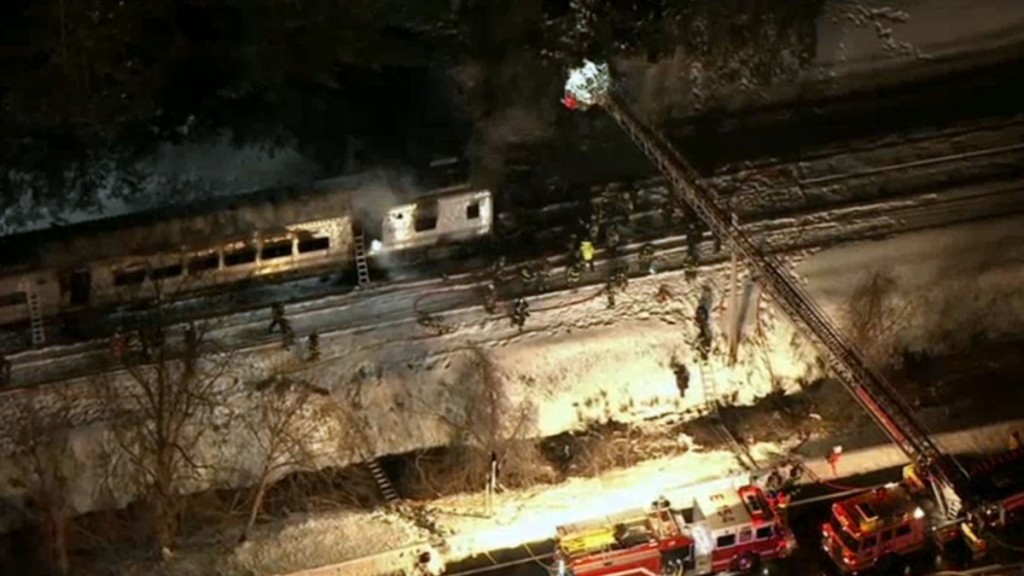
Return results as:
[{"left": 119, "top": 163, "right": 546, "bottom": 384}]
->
[
  {"left": 370, "top": 184, "right": 493, "bottom": 257},
  {"left": 0, "top": 173, "right": 493, "bottom": 328},
  {"left": 0, "top": 178, "right": 361, "bottom": 326}
]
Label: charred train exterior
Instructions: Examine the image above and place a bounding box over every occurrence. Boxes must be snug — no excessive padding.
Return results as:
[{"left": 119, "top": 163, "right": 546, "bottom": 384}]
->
[{"left": 0, "top": 179, "right": 492, "bottom": 328}]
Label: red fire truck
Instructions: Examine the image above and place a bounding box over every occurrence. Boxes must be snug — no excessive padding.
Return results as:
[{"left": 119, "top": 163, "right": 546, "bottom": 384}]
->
[
  {"left": 554, "top": 484, "right": 795, "bottom": 576},
  {"left": 823, "top": 448, "right": 1024, "bottom": 572},
  {"left": 822, "top": 482, "right": 931, "bottom": 574}
]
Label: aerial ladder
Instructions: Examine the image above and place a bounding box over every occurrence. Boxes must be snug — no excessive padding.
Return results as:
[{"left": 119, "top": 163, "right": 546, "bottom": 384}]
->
[{"left": 560, "top": 62, "right": 1015, "bottom": 535}]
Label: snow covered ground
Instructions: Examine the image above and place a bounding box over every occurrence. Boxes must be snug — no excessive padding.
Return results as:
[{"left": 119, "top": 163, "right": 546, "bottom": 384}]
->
[{"left": 815, "top": 0, "right": 1024, "bottom": 70}]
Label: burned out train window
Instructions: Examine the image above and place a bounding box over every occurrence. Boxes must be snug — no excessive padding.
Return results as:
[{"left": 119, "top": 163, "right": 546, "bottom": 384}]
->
[
  {"left": 298, "top": 237, "right": 330, "bottom": 253},
  {"left": 261, "top": 241, "right": 293, "bottom": 260},
  {"left": 413, "top": 200, "right": 439, "bottom": 232},
  {"left": 0, "top": 292, "right": 27, "bottom": 308},
  {"left": 113, "top": 269, "right": 147, "bottom": 286},
  {"left": 224, "top": 246, "right": 257, "bottom": 266},
  {"left": 188, "top": 253, "right": 220, "bottom": 274},
  {"left": 150, "top": 264, "right": 183, "bottom": 280},
  {"left": 466, "top": 202, "right": 481, "bottom": 220}
]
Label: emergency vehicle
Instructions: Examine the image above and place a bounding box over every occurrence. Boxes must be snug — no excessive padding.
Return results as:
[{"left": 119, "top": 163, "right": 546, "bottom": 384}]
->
[
  {"left": 823, "top": 448, "right": 1024, "bottom": 572},
  {"left": 822, "top": 482, "right": 931, "bottom": 574},
  {"left": 554, "top": 485, "right": 795, "bottom": 576}
]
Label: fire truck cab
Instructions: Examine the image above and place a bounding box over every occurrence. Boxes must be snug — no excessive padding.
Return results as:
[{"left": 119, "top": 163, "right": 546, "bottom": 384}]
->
[
  {"left": 822, "top": 483, "right": 928, "bottom": 573},
  {"left": 690, "top": 485, "right": 796, "bottom": 574}
]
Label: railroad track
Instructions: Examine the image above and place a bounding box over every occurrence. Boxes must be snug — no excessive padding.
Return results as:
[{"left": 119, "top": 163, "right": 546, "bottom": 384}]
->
[
  {"left": 2, "top": 118, "right": 1021, "bottom": 355},
  {"left": 6, "top": 173, "right": 1024, "bottom": 391}
]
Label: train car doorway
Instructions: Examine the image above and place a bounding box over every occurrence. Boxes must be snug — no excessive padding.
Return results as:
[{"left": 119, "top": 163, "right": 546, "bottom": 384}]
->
[{"left": 70, "top": 270, "right": 91, "bottom": 306}]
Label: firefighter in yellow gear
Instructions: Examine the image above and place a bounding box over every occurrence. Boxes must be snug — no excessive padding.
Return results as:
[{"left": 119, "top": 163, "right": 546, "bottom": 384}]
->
[{"left": 580, "top": 241, "right": 596, "bottom": 271}]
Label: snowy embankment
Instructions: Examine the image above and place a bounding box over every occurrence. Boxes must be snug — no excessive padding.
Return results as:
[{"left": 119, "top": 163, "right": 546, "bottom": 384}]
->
[{"left": 255, "top": 418, "right": 1024, "bottom": 576}]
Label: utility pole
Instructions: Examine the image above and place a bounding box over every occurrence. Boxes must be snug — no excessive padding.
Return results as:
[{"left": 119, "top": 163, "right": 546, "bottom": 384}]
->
[{"left": 728, "top": 212, "right": 740, "bottom": 365}]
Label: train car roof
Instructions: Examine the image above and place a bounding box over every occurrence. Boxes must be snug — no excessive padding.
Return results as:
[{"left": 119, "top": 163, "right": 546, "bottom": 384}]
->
[{"left": 0, "top": 171, "right": 399, "bottom": 272}]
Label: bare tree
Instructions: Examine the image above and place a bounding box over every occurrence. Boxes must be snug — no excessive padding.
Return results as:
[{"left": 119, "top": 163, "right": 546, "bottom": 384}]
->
[
  {"left": 238, "top": 376, "right": 332, "bottom": 543},
  {"left": 842, "top": 269, "right": 909, "bottom": 366},
  {"left": 407, "top": 346, "right": 552, "bottom": 499},
  {"left": 99, "top": 306, "right": 233, "bottom": 556},
  {"left": 10, "top": 391, "right": 77, "bottom": 575}
]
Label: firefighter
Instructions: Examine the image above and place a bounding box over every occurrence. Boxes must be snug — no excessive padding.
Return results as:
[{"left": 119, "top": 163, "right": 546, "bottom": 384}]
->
[
  {"left": 612, "top": 268, "right": 628, "bottom": 291},
  {"left": 110, "top": 327, "right": 128, "bottom": 360},
  {"left": 183, "top": 322, "right": 199, "bottom": 357},
  {"left": 307, "top": 331, "right": 321, "bottom": 362},
  {"left": 1010, "top": 431, "right": 1022, "bottom": 451},
  {"left": 605, "top": 280, "right": 617, "bottom": 309},
  {"left": 267, "top": 303, "right": 286, "bottom": 334},
  {"left": 695, "top": 301, "right": 710, "bottom": 330},
  {"left": 535, "top": 259, "right": 551, "bottom": 291},
  {"left": 0, "top": 355, "right": 10, "bottom": 387},
  {"left": 566, "top": 262, "right": 583, "bottom": 286},
  {"left": 491, "top": 256, "right": 507, "bottom": 283},
  {"left": 605, "top": 224, "right": 621, "bottom": 256},
  {"left": 519, "top": 263, "right": 537, "bottom": 287},
  {"left": 827, "top": 445, "right": 843, "bottom": 476},
  {"left": 580, "top": 240, "right": 596, "bottom": 271},
  {"left": 483, "top": 283, "right": 498, "bottom": 314},
  {"left": 282, "top": 323, "right": 296, "bottom": 350},
  {"left": 694, "top": 301, "right": 712, "bottom": 361},
  {"left": 620, "top": 189, "right": 636, "bottom": 214},
  {"left": 683, "top": 254, "right": 699, "bottom": 281},
  {"left": 639, "top": 243, "right": 656, "bottom": 275},
  {"left": 511, "top": 298, "right": 529, "bottom": 330},
  {"left": 590, "top": 203, "right": 606, "bottom": 239},
  {"left": 567, "top": 234, "right": 581, "bottom": 264},
  {"left": 587, "top": 219, "right": 602, "bottom": 243}
]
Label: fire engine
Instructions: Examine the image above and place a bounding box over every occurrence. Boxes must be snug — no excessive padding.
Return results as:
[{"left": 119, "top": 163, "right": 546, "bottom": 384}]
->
[
  {"left": 561, "top": 60, "right": 1024, "bottom": 574},
  {"left": 554, "top": 484, "right": 795, "bottom": 576},
  {"left": 823, "top": 448, "right": 1024, "bottom": 572},
  {"left": 821, "top": 482, "right": 930, "bottom": 573}
]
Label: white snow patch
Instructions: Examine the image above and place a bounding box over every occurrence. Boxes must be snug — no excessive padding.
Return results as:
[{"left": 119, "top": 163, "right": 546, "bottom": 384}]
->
[{"left": 230, "top": 509, "right": 425, "bottom": 576}]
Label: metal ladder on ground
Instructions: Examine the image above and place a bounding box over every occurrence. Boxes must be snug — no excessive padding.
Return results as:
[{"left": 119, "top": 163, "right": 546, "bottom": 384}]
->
[
  {"left": 366, "top": 458, "right": 400, "bottom": 504},
  {"left": 699, "top": 356, "right": 758, "bottom": 470},
  {"left": 22, "top": 284, "right": 46, "bottom": 347},
  {"left": 697, "top": 355, "right": 718, "bottom": 418},
  {"left": 353, "top": 231, "right": 371, "bottom": 288}
]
